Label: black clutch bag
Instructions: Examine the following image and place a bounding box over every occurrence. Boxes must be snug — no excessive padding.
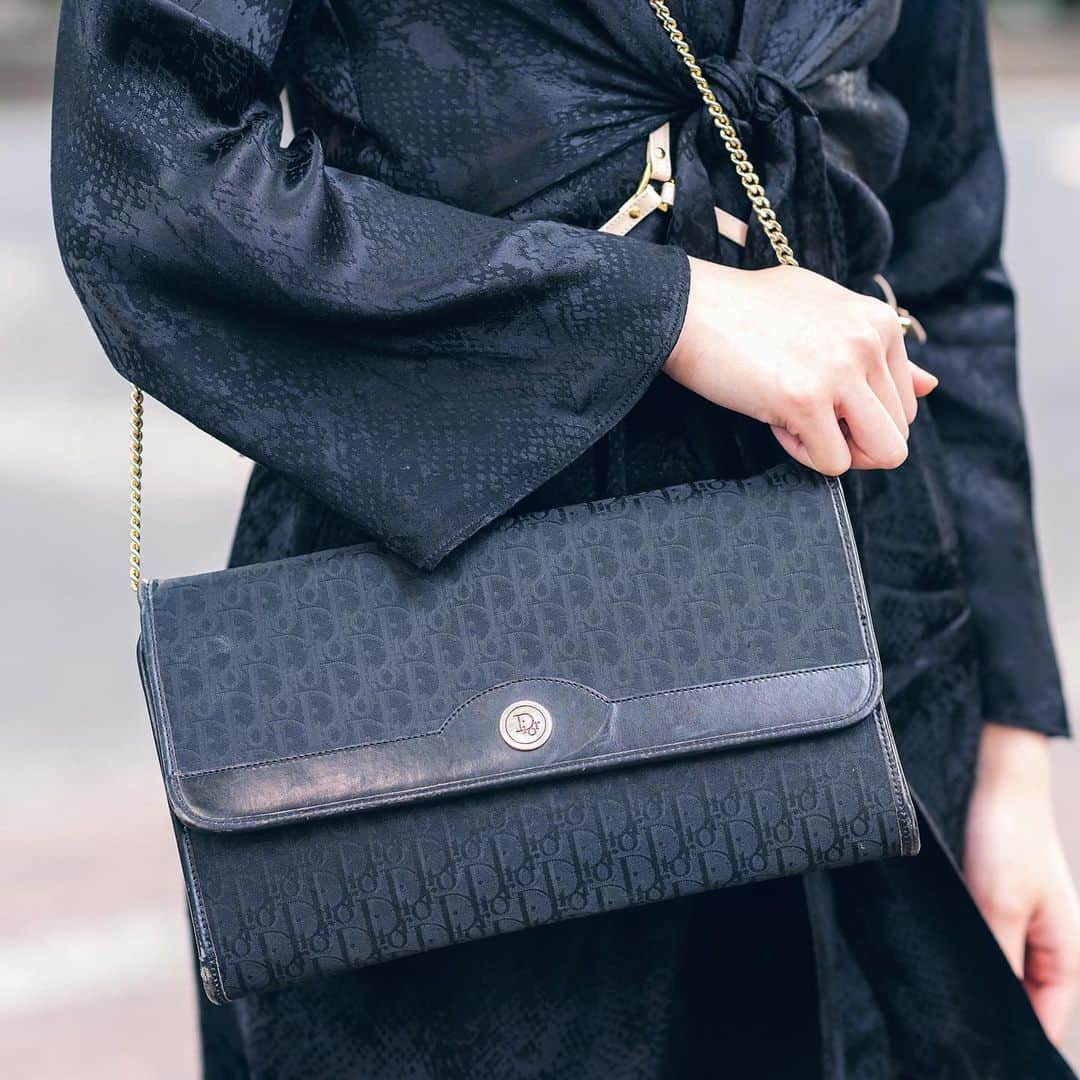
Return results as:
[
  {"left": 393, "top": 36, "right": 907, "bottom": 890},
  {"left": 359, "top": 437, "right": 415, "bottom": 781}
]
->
[{"left": 129, "top": 4, "right": 918, "bottom": 1004}]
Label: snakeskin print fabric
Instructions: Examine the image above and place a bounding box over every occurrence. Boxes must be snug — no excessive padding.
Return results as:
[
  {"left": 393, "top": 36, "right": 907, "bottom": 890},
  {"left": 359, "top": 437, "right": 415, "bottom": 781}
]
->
[{"left": 52, "top": 0, "right": 691, "bottom": 572}]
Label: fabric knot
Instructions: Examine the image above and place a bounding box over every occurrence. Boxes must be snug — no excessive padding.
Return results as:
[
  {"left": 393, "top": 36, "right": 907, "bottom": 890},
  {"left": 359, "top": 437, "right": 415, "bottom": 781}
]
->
[
  {"left": 696, "top": 55, "right": 814, "bottom": 126},
  {"left": 665, "top": 55, "right": 834, "bottom": 277},
  {"left": 697, "top": 56, "right": 760, "bottom": 120}
]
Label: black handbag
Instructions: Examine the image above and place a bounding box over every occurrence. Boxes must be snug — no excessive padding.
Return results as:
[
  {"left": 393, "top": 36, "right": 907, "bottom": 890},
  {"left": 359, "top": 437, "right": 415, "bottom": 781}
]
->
[{"left": 131, "top": 2, "right": 918, "bottom": 1004}]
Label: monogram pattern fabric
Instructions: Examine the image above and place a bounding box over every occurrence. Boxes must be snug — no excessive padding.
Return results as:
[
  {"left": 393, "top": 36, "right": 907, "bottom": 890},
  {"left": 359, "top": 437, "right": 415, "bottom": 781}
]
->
[
  {"left": 185, "top": 710, "right": 912, "bottom": 1002},
  {"left": 149, "top": 465, "right": 868, "bottom": 776}
]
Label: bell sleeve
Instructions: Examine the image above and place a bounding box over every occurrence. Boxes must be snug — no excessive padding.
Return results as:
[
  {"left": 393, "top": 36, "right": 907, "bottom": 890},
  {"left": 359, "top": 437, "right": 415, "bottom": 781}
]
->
[
  {"left": 872, "top": 0, "right": 1068, "bottom": 735},
  {"left": 51, "top": 0, "right": 690, "bottom": 569}
]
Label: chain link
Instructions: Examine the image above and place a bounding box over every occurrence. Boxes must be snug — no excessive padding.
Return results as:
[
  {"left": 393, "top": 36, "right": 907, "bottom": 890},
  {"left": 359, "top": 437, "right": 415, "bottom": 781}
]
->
[
  {"left": 129, "top": 385, "right": 144, "bottom": 592},
  {"left": 647, "top": 0, "right": 798, "bottom": 268}
]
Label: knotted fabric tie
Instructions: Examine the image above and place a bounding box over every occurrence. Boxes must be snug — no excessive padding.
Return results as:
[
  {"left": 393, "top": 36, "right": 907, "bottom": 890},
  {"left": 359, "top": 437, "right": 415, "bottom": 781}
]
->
[{"left": 666, "top": 55, "right": 836, "bottom": 276}]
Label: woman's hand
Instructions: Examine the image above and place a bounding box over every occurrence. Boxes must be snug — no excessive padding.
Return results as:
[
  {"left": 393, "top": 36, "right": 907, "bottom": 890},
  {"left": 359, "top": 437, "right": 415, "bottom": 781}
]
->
[
  {"left": 964, "top": 722, "right": 1080, "bottom": 1045},
  {"left": 665, "top": 258, "right": 939, "bottom": 475}
]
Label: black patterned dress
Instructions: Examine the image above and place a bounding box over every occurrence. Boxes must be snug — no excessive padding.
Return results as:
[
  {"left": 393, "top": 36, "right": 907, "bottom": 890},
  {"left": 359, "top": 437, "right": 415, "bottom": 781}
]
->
[{"left": 52, "top": 1, "right": 1071, "bottom": 1076}]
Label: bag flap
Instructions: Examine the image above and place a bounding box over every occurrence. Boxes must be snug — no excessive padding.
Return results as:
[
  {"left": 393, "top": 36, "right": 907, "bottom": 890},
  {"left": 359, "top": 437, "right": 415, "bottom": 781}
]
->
[{"left": 139, "top": 465, "right": 881, "bottom": 833}]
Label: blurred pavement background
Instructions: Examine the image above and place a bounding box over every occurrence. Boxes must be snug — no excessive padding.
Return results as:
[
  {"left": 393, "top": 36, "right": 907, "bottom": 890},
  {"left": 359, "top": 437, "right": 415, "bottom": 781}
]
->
[{"left": 1, "top": 1, "right": 1077, "bottom": 1076}]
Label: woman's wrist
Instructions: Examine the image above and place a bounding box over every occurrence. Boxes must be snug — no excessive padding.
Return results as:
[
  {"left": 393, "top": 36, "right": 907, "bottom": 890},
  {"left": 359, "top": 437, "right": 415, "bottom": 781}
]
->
[
  {"left": 976, "top": 722, "right": 1051, "bottom": 794},
  {"left": 662, "top": 257, "right": 732, "bottom": 386}
]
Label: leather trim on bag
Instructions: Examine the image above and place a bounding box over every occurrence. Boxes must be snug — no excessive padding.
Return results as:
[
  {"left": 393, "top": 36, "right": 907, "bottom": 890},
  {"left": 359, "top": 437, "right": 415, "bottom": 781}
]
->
[{"left": 150, "top": 659, "right": 877, "bottom": 831}]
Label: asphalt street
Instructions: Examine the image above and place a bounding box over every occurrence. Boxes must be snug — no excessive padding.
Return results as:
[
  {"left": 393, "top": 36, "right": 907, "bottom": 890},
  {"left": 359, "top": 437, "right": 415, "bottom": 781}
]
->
[{"left": 1, "top": 74, "right": 1078, "bottom": 1080}]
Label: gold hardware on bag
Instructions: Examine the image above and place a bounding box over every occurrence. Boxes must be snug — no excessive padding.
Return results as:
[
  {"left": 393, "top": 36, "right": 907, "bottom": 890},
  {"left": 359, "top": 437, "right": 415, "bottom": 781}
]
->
[
  {"left": 129, "top": 384, "right": 144, "bottom": 591},
  {"left": 499, "top": 701, "right": 554, "bottom": 751}
]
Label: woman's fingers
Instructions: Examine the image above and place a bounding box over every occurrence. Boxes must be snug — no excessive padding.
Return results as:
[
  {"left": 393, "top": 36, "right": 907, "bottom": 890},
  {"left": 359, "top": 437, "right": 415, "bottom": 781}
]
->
[
  {"left": 838, "top": 386, "right": 909, "bottom": 470},
  {"left": 866, "top": 299, "right": 921, "bottom": 423},
  {"left": 770, "top": 418, "right": 851, "bottom": 476},
  {"left": 774, "top": 379, "right": 914, "bottom": 475},
  {"left": 800, "top": 411, "right": 853, "bottom": 474},
  {"left": 665, "top": 261, "right": 942, "bottom": 469},
  {"left": 868, "top": 298, "right": 941, "bottom": 418},
  {"left": 867, "top": 363, "right": 910, "bottom": 442},
  {"left": 775, "top": 420, "right": 895, "bottom": 474},
  {"left": 886, "top": 326, "right": 918, "bottom": 424},
  {"left": 910, "top": 361, "right": 939, "bottom": 398},
  {"left": 845, "top": 438, "right": 881, "bottom": 472},
  {"left": 770, "top": 425, "right": 814, "bottom": 470}
]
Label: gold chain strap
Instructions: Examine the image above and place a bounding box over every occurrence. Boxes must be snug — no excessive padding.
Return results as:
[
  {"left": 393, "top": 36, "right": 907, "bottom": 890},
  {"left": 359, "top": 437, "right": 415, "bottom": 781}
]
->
[
  {"left": 647, "top": 0, "right": 798, "bottom": 268},
  {"left": 129, "top": 385, "right": 144, "bottom": 591},
  {"left": 124, "top": 6, "right": 807, "bottom": 593}
]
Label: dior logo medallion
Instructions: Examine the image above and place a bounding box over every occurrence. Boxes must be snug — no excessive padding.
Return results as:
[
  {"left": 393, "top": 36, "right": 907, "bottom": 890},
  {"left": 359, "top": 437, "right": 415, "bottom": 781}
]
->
[{"left": 499, "top": 700, "right": 553, "bottom": 751}]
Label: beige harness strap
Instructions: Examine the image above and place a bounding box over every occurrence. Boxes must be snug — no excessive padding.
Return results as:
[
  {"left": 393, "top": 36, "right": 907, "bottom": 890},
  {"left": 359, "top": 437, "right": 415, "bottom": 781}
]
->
[
  {"left": 647, "top": 122, "right": 674, "bottom": 186},
  {"left": 873, "top": 273, "right": 927, "bottom": 344},
  {"left": 713, "top": 206, "right": 748, "bottom": 247},
  {"left": 599, "top": 122, "right": 749, "bottom": 247},
  {"left": 599, "top": 123, "right": 675, "bottom": 236}
]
